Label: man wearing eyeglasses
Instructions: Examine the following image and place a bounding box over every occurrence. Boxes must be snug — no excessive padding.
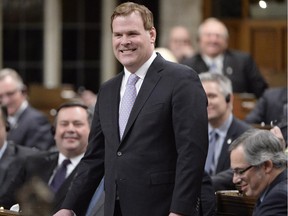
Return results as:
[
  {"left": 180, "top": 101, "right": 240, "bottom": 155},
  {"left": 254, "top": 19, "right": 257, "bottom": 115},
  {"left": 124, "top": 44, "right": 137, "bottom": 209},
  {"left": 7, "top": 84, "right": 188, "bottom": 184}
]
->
[
  {"left": 230, "top": 128, "right": 287, "bottom": 216},
  {"left": 0, "top": 68, "right": 54, "bottom": 151}
]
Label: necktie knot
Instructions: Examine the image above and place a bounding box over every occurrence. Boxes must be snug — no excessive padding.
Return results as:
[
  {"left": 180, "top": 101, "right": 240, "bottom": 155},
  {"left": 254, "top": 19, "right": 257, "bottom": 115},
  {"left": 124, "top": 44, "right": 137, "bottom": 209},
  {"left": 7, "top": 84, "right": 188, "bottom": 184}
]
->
[
  {"left": 62, "top": 158, "right": 71, "bottom": 167},
  {"left": 127, "top": 74, "right": 139, "bottom": 86},
  {"left": 210, "top": 130, "right": 219, "bottom": 141}
]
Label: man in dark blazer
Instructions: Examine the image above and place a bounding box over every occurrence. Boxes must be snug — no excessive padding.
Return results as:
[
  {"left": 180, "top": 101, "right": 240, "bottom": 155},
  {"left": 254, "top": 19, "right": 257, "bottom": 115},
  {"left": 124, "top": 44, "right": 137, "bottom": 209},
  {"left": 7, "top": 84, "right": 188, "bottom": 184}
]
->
[
  {"left": 0, "top": 68, "right": 54, "bottom": 150},
  {"left": 230, "top": 129, "right": 287, "bottom": 216},
  {"left": 54, "top": 2, "right": 208, "bottom": 216},
  {"left": 199, "top": 72, "right": 251, "bottom": 191},
  {"left": 181, "top": 18, "right": 268, "bottom": 98},
  {"left": 0, "top": 102, "right": 104, "bottom": 215},
  {"left": 245, "top": 87, "right": 287, "bottom": 142},
  {"left": 0, "top": 106, "right": 38, "bottom": 197}
]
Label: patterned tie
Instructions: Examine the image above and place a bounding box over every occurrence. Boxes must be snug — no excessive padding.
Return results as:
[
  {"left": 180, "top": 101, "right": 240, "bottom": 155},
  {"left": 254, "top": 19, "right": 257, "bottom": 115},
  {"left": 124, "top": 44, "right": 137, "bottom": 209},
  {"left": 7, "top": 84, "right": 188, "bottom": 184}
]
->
[
  {"left": 205, "top": 130, "right": 219, "bottom": 175},
  {"left": 50, "top": 159, "right": 71, "bottom": 192},
  {"left": 119, "top": 74, "right": 139, "bottom": 139}
]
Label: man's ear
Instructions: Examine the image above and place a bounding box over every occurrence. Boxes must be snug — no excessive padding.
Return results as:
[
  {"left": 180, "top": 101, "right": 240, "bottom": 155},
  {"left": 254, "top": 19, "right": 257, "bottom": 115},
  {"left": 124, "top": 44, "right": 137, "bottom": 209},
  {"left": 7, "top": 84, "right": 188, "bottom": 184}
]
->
[{"left": 263, "top": 160, "right": 273, "bottom": 173}]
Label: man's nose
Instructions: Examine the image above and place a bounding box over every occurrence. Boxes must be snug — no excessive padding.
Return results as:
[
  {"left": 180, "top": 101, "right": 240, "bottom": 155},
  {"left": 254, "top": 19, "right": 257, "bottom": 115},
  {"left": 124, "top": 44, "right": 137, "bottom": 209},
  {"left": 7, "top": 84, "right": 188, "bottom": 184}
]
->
[{"left": 232, "top": 173, "right": 241, "bottom": 184}]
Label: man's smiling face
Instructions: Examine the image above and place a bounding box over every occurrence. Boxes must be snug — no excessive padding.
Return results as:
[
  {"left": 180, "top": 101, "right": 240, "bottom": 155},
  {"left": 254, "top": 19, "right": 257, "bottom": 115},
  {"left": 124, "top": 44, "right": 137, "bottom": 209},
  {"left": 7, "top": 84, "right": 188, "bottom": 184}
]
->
[{"left": 112, "top": 11, "right": 156, "bottom": 73}]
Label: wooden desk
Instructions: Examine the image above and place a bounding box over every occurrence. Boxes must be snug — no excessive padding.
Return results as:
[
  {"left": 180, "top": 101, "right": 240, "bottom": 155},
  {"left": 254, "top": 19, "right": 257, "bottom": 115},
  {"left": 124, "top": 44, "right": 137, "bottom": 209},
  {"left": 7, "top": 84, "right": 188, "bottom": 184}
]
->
[
  {"left": 0, "top": 209, "right": 21, "bottom": 216},
  {"left": 233, "top": 93, "right": 257, "bottom": 120},
  {"left": 216, "top": 190, "right": 257, "bottom": 216}
]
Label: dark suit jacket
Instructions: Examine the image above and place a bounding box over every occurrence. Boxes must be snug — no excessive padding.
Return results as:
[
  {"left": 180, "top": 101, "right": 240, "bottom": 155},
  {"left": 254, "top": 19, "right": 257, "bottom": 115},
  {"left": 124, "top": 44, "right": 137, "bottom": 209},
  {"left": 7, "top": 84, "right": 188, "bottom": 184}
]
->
[
  {"left": 0, "top": 152, "right": 78, "bottom": 214},
  {"left": 253, "top": 169, "right": 287, "bottom": 216},
  {"left": 7, "top": 105, "right": 55, "bottom": 151},
  {"left": 200, "top": 172, "right": 216, "bottom": 216},
  {"left": 245, "top": 87, "right": 287, "bottom": 142},
  {"left": 61, "top": 54, "right": 209, "bottom": 216},
  {"left": 181, "top": 50, "right": 268, "bottom": 98},
  {"left": 0, "top": 141, "right": 38, "bottom": 196},
  {"left": 212, "top": 117, "right": 251, "bottom": 191}
]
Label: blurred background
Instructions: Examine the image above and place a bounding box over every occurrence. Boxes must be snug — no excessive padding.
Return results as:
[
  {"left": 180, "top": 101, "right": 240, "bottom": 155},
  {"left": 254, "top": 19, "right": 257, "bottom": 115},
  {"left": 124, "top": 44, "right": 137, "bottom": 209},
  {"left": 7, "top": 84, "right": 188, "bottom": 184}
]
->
[{"left": 0, "top": 0, "right": 286, "bottom": 94}]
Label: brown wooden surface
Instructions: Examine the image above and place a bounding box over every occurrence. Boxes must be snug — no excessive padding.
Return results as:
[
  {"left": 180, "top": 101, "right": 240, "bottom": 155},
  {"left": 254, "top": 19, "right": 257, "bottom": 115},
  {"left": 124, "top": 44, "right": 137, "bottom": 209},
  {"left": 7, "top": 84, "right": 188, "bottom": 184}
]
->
[
  {"left": 232, "top": 93, "right": 257, "bottom": 120},
  {"left": 28, "top": 84, "right": 76, "bottom": 122},
  {"left": 216, "top": 190, "right": 257, "bottom": 216},
  {"left": 0, "top": 209, "right": 21, "bottom": 216}
]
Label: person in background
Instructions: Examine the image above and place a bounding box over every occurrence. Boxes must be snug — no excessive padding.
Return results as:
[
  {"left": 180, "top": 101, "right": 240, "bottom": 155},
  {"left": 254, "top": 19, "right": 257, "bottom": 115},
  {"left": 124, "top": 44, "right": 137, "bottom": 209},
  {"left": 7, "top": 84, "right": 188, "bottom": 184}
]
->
[
  {"left": 78, "top": 87, "right": 98, "bottom": 114},
  {"left": 181, "top": 18, "right": 268, "bottom": 98},
  {"left": 230, "top": 128, "right": 287, "bottom": 216},
  {"left": 245, "top": 87, "right": 287, "bottom": 143},
  {"left": 0, "top": 102, "right": 104, "bottom": 215},
  {"left": 167, "top": 25, "right": 194, "bottom": 62},
  {"left": 199, "top": 72, "right": 251, "bottom": 191},
  {"left": 0, "top": 68, "right": 54, "bottom": 150},
  {"left": 0, "top": 106, "right": 38, "bottom": 197},
  {"left": 54, "top": 2, "right": 208, "bottom": 216}
]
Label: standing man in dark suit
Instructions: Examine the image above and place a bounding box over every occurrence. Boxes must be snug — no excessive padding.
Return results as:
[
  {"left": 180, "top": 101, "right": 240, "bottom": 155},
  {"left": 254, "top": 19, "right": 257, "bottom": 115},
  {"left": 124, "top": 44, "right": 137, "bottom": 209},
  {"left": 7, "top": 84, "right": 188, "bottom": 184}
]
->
[
  {"left": 230, "top": 129, "right": 287, "bottom": 216},
  {"left": 0, "top": 68, "right": 54, "bottom": 150},
  {"left": 0, "top": 106, "right": 38, "bottom": 197},
  {"left": 199, "top": 72, "right": 251, "bottom": 191},
  {"left": 54, "top": 2, "right": 208, "bottom": 216},
  {"left": 181, "top": 18, "right": 268, "bottom": 98},
  {"left": 0, "top": 102, "right": 104, "bottom": 215}
]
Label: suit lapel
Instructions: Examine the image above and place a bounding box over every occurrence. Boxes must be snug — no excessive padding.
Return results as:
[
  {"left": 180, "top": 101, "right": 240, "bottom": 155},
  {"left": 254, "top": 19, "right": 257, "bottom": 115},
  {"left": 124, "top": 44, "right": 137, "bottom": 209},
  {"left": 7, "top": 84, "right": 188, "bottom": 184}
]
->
[
  {"left": 121, "top": 56, "right": 163, "bottom": 141},
  {"left": 109, "top": 73, "right": 124, "bottom": 143},
  {"left": 216, "top": 118, "right": 236, "bottom": 172}
]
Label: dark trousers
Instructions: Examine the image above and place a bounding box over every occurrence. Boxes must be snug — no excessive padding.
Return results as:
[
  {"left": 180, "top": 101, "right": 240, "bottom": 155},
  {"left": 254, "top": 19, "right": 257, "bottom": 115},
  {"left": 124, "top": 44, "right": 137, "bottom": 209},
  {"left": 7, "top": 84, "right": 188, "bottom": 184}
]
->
[{"left": 114, "top": 200, "right": 122, "bottom": 216}]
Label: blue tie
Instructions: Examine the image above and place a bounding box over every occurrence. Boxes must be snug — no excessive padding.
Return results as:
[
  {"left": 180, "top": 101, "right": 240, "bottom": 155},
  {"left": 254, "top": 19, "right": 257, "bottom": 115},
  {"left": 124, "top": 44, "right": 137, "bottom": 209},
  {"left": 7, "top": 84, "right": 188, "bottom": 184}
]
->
[
  {"left": 205, "top": 130, "right": 219, "bottom": 175},
  {"left": 119, "top": 74, "right": 139, "bottom": 139},
  {"left": 50, "top": 159, "right": 71, "bottom": 192},
  {"left": 209, "top": 61, "right": 217, "bottom": 73}
]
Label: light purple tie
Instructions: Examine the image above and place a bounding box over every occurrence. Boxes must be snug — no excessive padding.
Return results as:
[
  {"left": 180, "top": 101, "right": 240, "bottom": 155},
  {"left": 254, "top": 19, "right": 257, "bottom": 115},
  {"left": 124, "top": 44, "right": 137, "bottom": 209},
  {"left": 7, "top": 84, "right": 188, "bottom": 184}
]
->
[{"left": 119, "top": 74, "right": 139, "bottom": 139}]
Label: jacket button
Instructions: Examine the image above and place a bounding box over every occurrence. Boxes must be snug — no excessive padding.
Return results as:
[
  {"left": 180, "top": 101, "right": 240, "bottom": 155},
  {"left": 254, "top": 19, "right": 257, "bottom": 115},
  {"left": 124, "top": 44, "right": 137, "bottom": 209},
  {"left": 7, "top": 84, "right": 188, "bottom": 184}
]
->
[{"left": 117, "top": 151, "right": 122, "bottom": 156}]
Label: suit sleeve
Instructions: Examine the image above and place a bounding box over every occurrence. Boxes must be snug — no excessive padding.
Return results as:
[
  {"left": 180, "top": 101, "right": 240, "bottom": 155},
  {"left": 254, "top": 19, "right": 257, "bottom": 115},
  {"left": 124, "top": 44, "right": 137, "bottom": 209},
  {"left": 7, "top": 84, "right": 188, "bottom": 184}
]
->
[{"left": 170, "top": 68, "right": 209, "bottom": 215}]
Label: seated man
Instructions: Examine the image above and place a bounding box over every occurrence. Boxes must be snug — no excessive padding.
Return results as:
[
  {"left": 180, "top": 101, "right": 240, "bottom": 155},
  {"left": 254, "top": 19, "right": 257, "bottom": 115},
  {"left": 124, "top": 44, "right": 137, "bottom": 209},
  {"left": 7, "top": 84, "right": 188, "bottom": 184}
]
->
[
  {"left": 0, "top": 102, "right": 104, "bottom": 215},
  {"left": 199, "top": 72, "right": 251, "bottom": 191},
  {"left": 181, "top": 18, "right": 268, "bottom": 98},
  {"left": 0, "top": 68, "right": 54, "bottom": 150},
  {"left": 0, "top": 106, "right": 38, "bottom": 196},
  {"left": 230, "top": 128, "right": 287, "bottom": 216},
  {"left": 245, "top": 87, "right": 287, "bottom": 143}
]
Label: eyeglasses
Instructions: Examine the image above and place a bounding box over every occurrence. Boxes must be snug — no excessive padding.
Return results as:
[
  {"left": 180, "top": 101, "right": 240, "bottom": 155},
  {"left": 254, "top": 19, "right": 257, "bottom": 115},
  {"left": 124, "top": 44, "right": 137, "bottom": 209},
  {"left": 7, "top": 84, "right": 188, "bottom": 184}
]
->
[
  {"left": 0, "top": 89, "right": 20, "bottom": 101},
  {"left": 232, "top": 165, "right": 254, "bottom": 176}
]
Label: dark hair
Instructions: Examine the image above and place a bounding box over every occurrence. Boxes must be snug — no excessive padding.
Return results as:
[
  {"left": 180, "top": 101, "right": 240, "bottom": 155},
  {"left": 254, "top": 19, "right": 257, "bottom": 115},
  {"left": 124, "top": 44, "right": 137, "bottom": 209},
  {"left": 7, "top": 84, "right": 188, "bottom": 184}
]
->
[{"left": 51, "top": 102, "right": 93, "bottom": 135}]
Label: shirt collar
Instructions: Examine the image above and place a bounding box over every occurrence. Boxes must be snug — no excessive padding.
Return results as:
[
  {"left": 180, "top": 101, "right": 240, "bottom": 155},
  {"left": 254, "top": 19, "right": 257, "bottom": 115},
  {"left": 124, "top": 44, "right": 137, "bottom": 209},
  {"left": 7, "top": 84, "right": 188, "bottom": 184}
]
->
[
  {"left": 9, "top": 100, "right": 28, "bottom": 119},
  {"left": 58, "top": 152, "right": 85, "bottom": 167},
  {"left": 202, "top": 54, "right": 224, "bottom": 67},
  {"left": 209, "top": 114, "right": 233, "bottom": 138},
  {"left": 123, "top": 51, "right": 157, "bottom": 81}
]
